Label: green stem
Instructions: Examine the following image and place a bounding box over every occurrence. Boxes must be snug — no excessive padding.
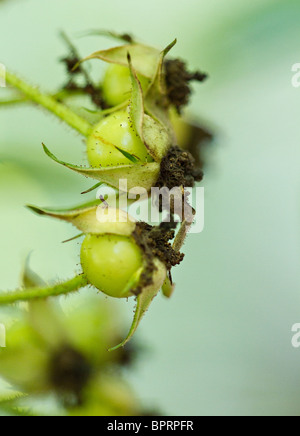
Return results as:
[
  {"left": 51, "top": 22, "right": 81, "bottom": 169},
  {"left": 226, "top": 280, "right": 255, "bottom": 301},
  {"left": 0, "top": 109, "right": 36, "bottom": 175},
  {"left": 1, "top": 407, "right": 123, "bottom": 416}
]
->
[
  {"left": 0, "top": 274, "right": 88, "bottom": 306},
  {"left": 4, "top": 71, "right": 92, "bottom": 137},
  {"left": 0, "top": 90, "right": 85, "bottom": 107},
  {"left": 0, "top": 97, "right": 29, "bottom": 106}
]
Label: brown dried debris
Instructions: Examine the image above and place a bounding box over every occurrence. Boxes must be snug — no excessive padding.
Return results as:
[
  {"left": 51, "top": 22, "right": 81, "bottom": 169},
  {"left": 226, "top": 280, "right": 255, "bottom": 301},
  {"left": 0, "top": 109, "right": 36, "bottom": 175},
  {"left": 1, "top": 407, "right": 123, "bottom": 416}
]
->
[
  {"left": 132, "top": 220, "right": 184, "bottom": 295},
  {"left": 156, "top": 145, "right": 203, "bottom": 190},
  {"left": 164, "top": 59, "right": 207, "bottom": 113},
  {"left": 49, "top": 345, "right": 92, "bottom": 406}
]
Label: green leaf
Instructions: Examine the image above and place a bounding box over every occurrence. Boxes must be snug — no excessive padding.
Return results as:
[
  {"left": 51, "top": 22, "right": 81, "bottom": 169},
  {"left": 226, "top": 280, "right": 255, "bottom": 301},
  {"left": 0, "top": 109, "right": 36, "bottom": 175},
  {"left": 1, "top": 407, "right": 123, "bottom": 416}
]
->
[
  {"left": 109, "top": 259, "right": 167, "bottom": 351},
  {"left": 42, "top": 143, "right": 160, "bottom": 192},
  {"left": 79, "top": 43, "right": 161, "bottom": 79},
  {"left": 115, "top": 147, "right": 140, "bottom": 163}
]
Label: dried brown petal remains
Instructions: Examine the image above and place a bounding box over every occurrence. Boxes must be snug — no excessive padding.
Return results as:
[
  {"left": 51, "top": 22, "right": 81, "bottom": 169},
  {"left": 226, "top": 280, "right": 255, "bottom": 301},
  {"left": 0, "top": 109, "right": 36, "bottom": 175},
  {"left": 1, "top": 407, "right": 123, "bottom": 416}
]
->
[
  {"left": 164, "top": 59, "right": 207, "bottom": 113},
  {"left": 60, "top": 44, "right": 108, "bottom": 109}
]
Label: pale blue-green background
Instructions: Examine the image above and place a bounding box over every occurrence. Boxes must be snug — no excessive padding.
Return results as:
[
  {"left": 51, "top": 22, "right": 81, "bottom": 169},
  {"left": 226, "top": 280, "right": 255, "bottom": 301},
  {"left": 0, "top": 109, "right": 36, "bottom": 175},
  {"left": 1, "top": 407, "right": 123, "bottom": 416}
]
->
[{"left": 1, "top": 0, "right": 300, "bottom": 416}]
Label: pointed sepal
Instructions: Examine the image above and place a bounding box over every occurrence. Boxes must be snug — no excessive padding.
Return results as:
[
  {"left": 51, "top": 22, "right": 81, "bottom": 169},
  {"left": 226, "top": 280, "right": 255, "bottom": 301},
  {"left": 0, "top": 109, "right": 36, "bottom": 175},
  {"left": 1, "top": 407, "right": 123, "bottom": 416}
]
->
[
  {"left": 78, "top": 43, "right": 161, "bottom": 79},
  {"left": 42, "top": 143, "right": 160, "bottom": 192},
  {"left": 109, "top": 259, "right": 167, "bottom": 351},
  {"left": 27, "top": 202, "right": 137, "bottom": 237},
  {"left": 145, "top": 40, "right": 177, "bottom": 142},
  {"left": 128, "top": 55, "right": 171, "bottom": 162}
]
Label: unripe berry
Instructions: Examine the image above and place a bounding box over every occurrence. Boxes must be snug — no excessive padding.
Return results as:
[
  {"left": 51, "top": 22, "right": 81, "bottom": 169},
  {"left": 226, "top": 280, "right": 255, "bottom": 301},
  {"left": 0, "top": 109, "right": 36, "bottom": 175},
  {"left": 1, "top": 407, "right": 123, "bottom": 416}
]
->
[
  {"left": 170, "top": 108, "right": 191, "bottom": 149},
  {"left": 86, "top": 110, "right": 153, "bottom": 167},
  {"left": 80, "top": 234, "right": 143, "bottom": 298},
  {"left": 102, "top": 64, "right": 150, "bottom": 107}
]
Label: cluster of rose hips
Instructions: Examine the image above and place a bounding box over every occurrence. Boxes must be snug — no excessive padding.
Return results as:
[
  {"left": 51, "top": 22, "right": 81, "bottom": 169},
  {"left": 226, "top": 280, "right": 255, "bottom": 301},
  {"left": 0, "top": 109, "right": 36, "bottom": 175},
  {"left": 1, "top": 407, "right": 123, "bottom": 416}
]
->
[{"left": 3, "top": 32, "right": 209, "bottom": 349}]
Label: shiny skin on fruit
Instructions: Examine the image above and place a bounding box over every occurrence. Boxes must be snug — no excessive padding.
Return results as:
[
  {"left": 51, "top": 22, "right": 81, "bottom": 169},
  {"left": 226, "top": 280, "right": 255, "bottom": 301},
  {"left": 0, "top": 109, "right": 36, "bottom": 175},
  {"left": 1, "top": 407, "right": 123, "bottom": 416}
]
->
[
  {"left": 81, "top": 234, "right": 143, "bottom": 298},
  {"left": 86, "top": 110, "right": 153, "bottom": 167},
  {"left": 102, "top": 64, "right": 150, "bottom": 107}
]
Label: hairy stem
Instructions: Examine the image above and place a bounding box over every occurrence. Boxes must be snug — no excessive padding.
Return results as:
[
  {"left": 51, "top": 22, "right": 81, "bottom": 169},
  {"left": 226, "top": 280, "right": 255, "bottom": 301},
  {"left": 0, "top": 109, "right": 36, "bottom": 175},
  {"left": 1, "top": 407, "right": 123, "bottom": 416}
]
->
[
  {"left": 173, "top": 204, "right": 196, "bottom": 252},
  {"left": 3, "top": 70, "right": 92, "bottom": 137},
  {"left": 173, "top": 219, "right": 192, "bottom": 252},
  {"left": 0, "top": 274, "right": 88, "bottom": 306}
]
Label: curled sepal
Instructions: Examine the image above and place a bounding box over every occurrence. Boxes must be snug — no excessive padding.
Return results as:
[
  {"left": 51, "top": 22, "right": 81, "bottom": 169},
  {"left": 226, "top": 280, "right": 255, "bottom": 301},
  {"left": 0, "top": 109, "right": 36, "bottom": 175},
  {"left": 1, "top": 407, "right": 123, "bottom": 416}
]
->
[
  {"left": 21, "top": 255, "right": 46, "bottom": 289},
  {"left": 22, "top": 265, "right": 69, "bottom": 348},
  {"left": 109, "top": 259, "right": 167, "bottom": 351},
  {"left": 20, "top": 258, "right": 66, "bottom": 347},
  {"left": 27, "top": 203, "right": 136, "bottom": 237},
  {"left": 81, "top": 29, "right": 136, "bottom": 44},
  {"left": 42, "top": 144, "right": 160, "bottom": 192},
  {"left": 128, "top": 55, "right": 171, "bottom": 162},
  {"left": 148, "top": 39, "right": 177, "bottom": 98},
  {"left": 145, "top": 40, "right": 177, "bottom": 141},
  {"left": 78, "top": 43, "right": 161, "bottom": 79}
]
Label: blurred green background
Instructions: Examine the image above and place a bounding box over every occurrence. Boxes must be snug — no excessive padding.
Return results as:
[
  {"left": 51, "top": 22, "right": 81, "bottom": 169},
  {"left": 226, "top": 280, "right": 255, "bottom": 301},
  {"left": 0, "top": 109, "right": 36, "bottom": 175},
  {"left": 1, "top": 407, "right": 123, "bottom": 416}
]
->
[{"left": 1, "top": 0, "right": 300, "bottom": 416}]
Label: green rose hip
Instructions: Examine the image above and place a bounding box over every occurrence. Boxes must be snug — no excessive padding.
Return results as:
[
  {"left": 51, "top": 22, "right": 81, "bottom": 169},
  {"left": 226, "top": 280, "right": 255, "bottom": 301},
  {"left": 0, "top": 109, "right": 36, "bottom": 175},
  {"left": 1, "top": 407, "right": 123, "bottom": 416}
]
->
[
  {"left": 102, "top": 64, "right": 150, "bottom": 107},
  {"left": 86, "top": 109, "right": 153, "bottom": 167},
  {"left": 80, "top": 234, "right": 143, "bottom": 298}
]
